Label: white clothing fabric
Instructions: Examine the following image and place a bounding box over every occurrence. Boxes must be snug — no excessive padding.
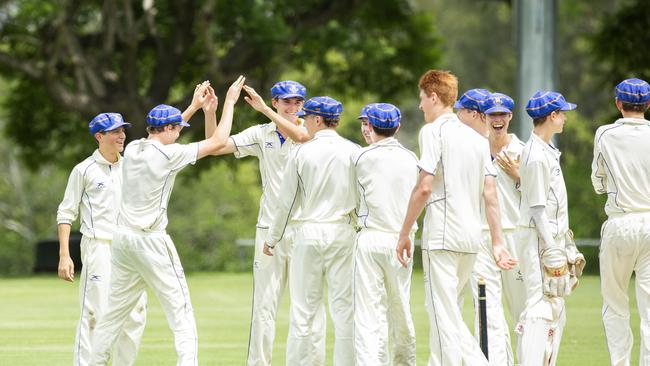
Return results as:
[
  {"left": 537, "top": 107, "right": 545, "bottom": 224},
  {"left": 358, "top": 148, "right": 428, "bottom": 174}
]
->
[
  {"left": 117, "top": 139, "right": 198, "bottom": 232},
  {"left": 89, "top": 230, "right": 198, "bottom": 366},
  {"left": 517, "top": 133, "right": 569, "bottom": 239},
  {"left": 422, "top": 249, "right": 488, "bottom": 366},
  {"left": 591, "top": 118, "right": 650, "bottom": 216},
  {"left": 514, "top": 228, "right": 566, "bottom": 366},
  {"left": 592, "top": 117, "right": 650, "bottom": 366},
  {"left": 57, "top": 149, "right": 123, "bottom": 240},
  {"left": 74, "top": 236, "right": 147, "bottom": 366},
  {"left": 287, "top": 224, "right": 356, "bottom": 366},
  {"left": 354, "top": 231, "right": 416, "bottom": 366},
  {"left": 352, "top": 137, "right": 419, "bottom": 234},
  {"left": 230, "top": 121, "right": 304, "bottom": 228},
  {"left": 417, "top": 114, "right": 495, "bottom": 252},
  {"left": 266, "top": 129, "right": 360, "bottom": 246}
]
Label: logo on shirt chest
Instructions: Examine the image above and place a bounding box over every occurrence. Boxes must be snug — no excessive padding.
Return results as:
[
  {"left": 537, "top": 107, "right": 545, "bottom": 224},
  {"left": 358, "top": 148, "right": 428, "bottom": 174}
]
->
[
  {"left": 95, "top": 181, "right": 107, "bottom": 189},
  {"left": 264, "top": 141, "right": 274, "bottom": 149}
]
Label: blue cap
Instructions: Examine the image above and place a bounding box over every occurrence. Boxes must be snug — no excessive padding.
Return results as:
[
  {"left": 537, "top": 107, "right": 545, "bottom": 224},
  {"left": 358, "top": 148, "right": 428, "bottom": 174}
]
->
[
  {"left": 453, "top": 88, "right": 490, "bottom": 112},
  {"left": 483, "top": 93, "right": 515, "bottom": 114},
  {"left": 88, "top": 113, "right": 131, "bottom": 134},
  {"left": 271, "top": 80, "right": 307, "bottom": 100},
  {"left": 146, "top": 104, "right": 190, "bottom": 127},
  {"left": 366, "top": 103, "right": 401, "bottom": 128},
  {"left": 302, "top": 96, "right": 343, "bottom": 118},
  {"left": 526, "top": 91, "right": 577, "bottom": 119},
  {"left": 358, "top": 104, "right": 374, "bottom": 120},
  {"left": 615, "top": 78, "right": 650, "bottom": 103}
]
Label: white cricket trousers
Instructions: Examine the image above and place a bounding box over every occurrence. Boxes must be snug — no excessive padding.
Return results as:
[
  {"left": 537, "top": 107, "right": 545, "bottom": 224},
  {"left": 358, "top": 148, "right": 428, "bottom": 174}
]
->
[
  {"left": 422, "top": 249, "right": 488, "bottom": 366},
  {"left": 287, "top": 222, "right": 356, "bottom": 366},
  {"left": 353, "top": 230, "right": 416, "bottom": 366},
  {"left": 89, "top": 229, "right": 198, "bottom": 366},
  {"left": 75, "top": 236, "right": 147, "bottom": 366},
  {"left": 515, "top": 228, "right": 565, "bottom": 366},
  {"left": 470, "top": 230, "right": 526, "bottom": 366},
  {"left": 247, "top": 227, "right": 326, "bottom": 366},
  {"left": 600, "top": 212, "right": 650, "bottom": 366}
]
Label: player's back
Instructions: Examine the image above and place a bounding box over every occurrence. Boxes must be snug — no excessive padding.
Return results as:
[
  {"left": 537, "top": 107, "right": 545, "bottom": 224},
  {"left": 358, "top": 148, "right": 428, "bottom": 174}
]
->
[
  {"left": 594, "top": 118, "right": 650, "bottom": 215},
  {"left": 353, "top": 137, "right": 419, "bottom": 234},
  {"left": 118, "top": 138, "right": 198, "bottom": 232},
  {"left": 293, "top": 129, "right": 359, "bottom": 224},
  {"left": 420, "top": 114, "right": 491, "bottom": 252}
]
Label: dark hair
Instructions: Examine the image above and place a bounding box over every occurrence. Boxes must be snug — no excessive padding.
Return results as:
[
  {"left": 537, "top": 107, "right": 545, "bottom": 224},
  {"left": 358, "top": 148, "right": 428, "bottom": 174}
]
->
[
  {"left": 621, "top": 102, "right": 649, "bottom": 113},
  {"left": 146, "top": 123, "right": 180, "bottom": 134},
  {"left": 370, "top": 124, "right": 398, "bottom": 137},
  {"left": 532, "top": 116, "right": 548, "bottom": 127},
  {"left": 323, "top": 117, "right": 339, "bottom": 128}
]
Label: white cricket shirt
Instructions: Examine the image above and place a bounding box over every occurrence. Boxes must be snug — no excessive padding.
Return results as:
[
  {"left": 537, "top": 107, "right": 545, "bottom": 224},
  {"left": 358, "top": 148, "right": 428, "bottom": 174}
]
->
[
  {"left": 482, "top": 134, "right": 525, "bottom": 231},
  {"left": 352, "top": 137, "right": 419, "bottom": 236},
  {"left": 591, "top": 117, "right": 650, "bottom": 216},
  {"left": 517, "top": 133, "right": 569, "bottom": 237},
  {"left": 266, "top": 129, "right": 360, "bottom": 245},
  {"left": 57, "top": 149, "right": 123, "bottom": 240},
  {"left": 418, "top": 113, "right": 495, "bottom": 253},
  {"left": 230, "top": 121, "right": 303, "bottom": 228},
  {"left": 117, "top": 138, "right": 198, "bottom": 232}
]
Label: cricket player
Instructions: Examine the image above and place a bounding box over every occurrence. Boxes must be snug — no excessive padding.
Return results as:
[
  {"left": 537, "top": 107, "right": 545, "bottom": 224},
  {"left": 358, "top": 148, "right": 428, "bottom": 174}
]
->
[
  {"left": 516, "top": 90, "right": 579, "bottom": 366},
  {"left": 205, "top": 80, "right": 326, "bottom": 366},
  {"left": 396, "top": 69, "right": 516, "bottom": 366},
  {"left": 57, "top": 113, "right": 147, "bottom": 366},
  {"left": 470, "top": 92, "right": 527, "bottom": 366},
  {"left": 454, "top": 88, "right": 490, "bottom": 138},
  {"left": 592, "top": 78, "right": 650, "bottom": 366},
  {"left": 89, "top": 76, "right": 245, "bottom": 366},
  {"left": 263, "top": 96, "right": 360, "bottom": 366},
  {"left": 357, "top": 104, "right": 374, "bottom": 145},
  {"left": 352, "top": 103, "right": 418, "bottom": 365}
]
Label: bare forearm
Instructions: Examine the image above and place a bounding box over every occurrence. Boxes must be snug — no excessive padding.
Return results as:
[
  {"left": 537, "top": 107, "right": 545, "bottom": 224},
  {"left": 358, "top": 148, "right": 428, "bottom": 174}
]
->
[
  {"left": 484, "top": 196, "right": 504, "bottom": 247},
  {"left": 261, "top": 106, "right": 310, "bottom": 142},
  {"left": 400, "top": 187, "right": 429, "bottom": 237},
  {"left": 182, "top": 105, "right": 200, "bottom": 125},
  {"left": 58, "top": 223, "right": 71, "bottom": 257}
]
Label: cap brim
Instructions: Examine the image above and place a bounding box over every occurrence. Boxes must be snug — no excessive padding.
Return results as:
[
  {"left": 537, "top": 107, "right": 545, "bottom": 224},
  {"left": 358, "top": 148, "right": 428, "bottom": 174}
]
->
[
  {"left": 485, "top": 107, "right": 512, "bottom": 114},
  {"left": 104, "top": 121, "right": 131, "bottom": 131},
  {"left": 180, "top": 121, "right": 191, "bottom": 127},
  {"left": 276, "top": 93, "right": 305, "bottom": 100},
  {"left": 560, "top": 102, "right": 577, "bottom": 111},
  {"left": 453, "top": 101, "right": 464, "bottom": 109},
  {"left": 357, "top": 115, "right": 368, "bottom": 120},
  {"left": 296, "top": 110, "right": 306, "bottom": 117}
]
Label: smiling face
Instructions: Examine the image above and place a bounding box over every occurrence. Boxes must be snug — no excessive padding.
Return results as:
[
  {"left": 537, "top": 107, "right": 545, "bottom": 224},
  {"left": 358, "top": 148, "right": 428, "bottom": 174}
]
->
[
  {"left": 359, "top": 118, "right": 373, "bottom": 144},
  {"left": 272, "top": 97, "right": 304, "bottom": 122},
  {"left": 486, "top": 112, "right": 512, "bottom": 137},
  {"left": 96, "top": 127, "right": 126, "bottom": 153}
]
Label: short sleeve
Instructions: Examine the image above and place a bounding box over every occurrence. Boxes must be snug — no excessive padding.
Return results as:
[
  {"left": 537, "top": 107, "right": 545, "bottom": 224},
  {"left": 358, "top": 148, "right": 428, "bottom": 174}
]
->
[
  {"left": 522, "top": 159, "right": 549, "bottom": 208},
  {"left": 418, "top": 125, "right": 441, "bottom": 175},
  {"left": 57, "top": 166, "right": 85, "bottom": 224},
  {"left": 484, "top": 147, "right": 497, "bottom": 177},
  {"left": 167, "top": 142, "right": 199, "bottom": 171},
  {"left": 230, "top": 125, "right": 263, "bottom": 159}
]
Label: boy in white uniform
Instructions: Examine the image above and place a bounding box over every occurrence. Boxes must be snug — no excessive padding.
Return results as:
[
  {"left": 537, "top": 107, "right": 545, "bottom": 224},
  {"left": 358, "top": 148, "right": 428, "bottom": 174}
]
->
[
  {"left": 470, "top": 93, "right": 526, "bottom": 366},
  {"left": 207, "top": 81, "right": 326, "bottom": 366},
  {"left": 516, "top": 90, "right": 578, "bottom": 366},
  {"left": 57, "top": 113, "right": 147, "bottom": 366},
  {"left": 352, "top": 103, "right": 419, "bottom": 365},
  {"left": 592, "top": 78, "right": 650, "bottom": 366},
  {"left": 396, "top": 70, "right": 516, "bottom": 366},
  {"left": 263, "top": 96, "right": 360, "bottom": 366},
  {"left": 89, "top": 76, "right": 245, "bottom": 366}
]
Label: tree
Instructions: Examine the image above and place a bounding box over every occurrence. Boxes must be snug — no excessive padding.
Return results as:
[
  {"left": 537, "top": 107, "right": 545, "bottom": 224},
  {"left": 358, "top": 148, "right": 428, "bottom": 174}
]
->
[{"left": 0, "top": 0, "right": 440, "bottom": 168}]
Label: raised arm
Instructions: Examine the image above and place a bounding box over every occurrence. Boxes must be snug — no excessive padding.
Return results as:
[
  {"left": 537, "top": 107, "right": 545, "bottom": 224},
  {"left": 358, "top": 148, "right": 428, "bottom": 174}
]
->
[
  {"left": 243, "top": 85, "right": 311, "bottom": 143},
  {"left": 197, "top": 76, "right": 245, "bottom": 159},
  {"left": 183, "top": 80, "right": 211, "bottom": 123}
]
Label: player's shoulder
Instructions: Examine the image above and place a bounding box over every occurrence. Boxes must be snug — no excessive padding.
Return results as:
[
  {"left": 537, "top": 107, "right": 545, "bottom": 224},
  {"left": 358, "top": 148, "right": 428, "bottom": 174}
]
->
[
  {"left": 594, "top": 122, "right": 623, "bottom": 141},
  {"left": 72, "top": 154, "right": 99, "bottom": 176}
]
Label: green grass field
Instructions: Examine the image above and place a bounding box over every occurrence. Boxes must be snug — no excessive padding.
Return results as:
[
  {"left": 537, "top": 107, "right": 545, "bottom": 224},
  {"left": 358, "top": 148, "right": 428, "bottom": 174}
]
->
[{"left": 0, "top": 272, "right": 639, "bottom": 365}]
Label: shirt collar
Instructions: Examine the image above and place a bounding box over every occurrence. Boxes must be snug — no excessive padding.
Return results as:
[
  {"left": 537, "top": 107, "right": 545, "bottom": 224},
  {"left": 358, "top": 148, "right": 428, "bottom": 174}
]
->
[
  {"left": 92, "top": 148, "right": 121, "bottom": 166},
  {"left": 371, "top": 137, "right": 398, "bottom": 147},
  {"left": 530, "top": 132, "right": 561, "bottom": 158},
  {"left": 615, "top": 117, "right": 650, "bottom": 125},
  {"left": 315, "top": 129, "right": 338, "bottom": 138}
]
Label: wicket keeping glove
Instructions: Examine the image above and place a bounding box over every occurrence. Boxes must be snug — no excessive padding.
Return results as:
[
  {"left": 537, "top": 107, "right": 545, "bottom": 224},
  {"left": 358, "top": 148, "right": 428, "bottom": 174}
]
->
[
  {"left": 541, "top": 245, "right": 572, "bottom": 297},
  {"left": 565, "top": 230, "right": 586, "bottom": 291}
]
